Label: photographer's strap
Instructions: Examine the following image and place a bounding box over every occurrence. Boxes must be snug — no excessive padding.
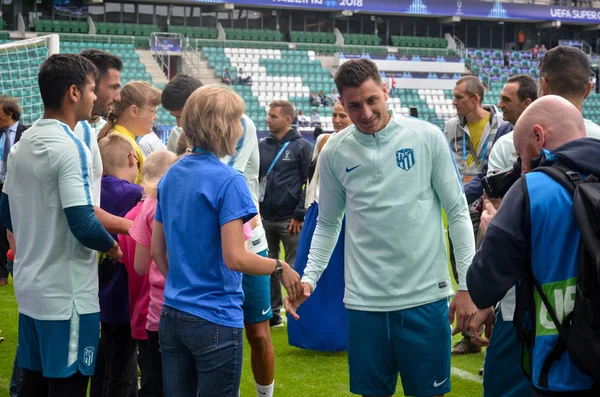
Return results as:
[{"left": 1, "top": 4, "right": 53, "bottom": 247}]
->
[{"left": 464, "top": 132, "right": 484, "bottom": 168}]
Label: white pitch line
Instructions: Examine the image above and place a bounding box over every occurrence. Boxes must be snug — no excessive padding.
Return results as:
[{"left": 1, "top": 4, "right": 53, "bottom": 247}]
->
[{"left": 451, "top": 367, "right": 483, "bottom": 384}]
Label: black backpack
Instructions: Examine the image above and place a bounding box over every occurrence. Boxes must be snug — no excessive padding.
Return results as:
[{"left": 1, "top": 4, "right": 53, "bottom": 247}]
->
[{"left": 519, "top": 162, "right": 600, "bottom": 388}]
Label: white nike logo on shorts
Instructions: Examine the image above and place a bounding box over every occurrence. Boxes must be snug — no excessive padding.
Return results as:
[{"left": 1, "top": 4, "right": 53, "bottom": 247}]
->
[
  {"left": 433, "top": 378, "right": 448, "bottom": 387},
  {"left": 262, "top": 308, "right": 271, "bottom": 315}
]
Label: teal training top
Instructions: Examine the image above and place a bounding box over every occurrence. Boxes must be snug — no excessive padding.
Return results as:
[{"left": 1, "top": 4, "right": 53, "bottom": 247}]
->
[{"left": 302, "top": 111, "right": 476, "bottom": 312}]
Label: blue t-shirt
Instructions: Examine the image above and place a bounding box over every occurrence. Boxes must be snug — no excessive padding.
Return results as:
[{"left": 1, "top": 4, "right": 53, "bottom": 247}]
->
[
  {"left": 99, "top": 175, "right": 143, "bottom": 324},
  {"left": 155, "top": 153, "right": 258, "bottom": 328}
]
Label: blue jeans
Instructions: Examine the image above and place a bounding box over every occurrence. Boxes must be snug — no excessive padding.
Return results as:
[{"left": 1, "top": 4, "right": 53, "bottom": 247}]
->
[{"left": 159, "top": 305, "right": 243, "bottom": 397}]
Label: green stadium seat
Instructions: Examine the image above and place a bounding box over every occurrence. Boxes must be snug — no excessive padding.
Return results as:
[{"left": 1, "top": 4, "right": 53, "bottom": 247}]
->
[
  {"left": 51, "top": 21, "right": 61, "bottom": 33},
  {"left": 123, "top": 24, "right": 135, "bottom": 36},
  {"left": 95, "top": 22, "right": 107, "bottom": 34}
]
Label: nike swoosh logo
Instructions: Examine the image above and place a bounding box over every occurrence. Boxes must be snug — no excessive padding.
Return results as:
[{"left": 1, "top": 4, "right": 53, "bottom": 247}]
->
[
  {"left": 262, "top": 308, "right": 271, "bottom": 315},
  {"left": 433, "top": 378, "right": 448, "bottom": 387},
  {"left": 345, "top": 164, "right": 361, "bottom": 173}
]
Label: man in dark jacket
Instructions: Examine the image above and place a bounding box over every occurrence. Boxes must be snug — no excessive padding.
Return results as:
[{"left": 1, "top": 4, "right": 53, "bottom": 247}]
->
[
  {"left": 259, "top": 100, "right": 312, "bottom": 327},
  {"left": 468, "top": 95, "right": 600, "bottom": 396},
  {"left": 0, "top": 96, "right": 27, "bottom": 287}
]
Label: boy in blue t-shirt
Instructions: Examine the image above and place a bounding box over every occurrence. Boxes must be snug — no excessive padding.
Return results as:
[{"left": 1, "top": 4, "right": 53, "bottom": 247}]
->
[{"left": 94, "top": 133, "right": 143, "bottom": 397}]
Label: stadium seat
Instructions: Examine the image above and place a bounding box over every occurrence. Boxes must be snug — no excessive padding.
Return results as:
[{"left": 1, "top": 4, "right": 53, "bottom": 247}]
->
[{"left": 168, "top": 26, "right": 217, "bottom": 39}]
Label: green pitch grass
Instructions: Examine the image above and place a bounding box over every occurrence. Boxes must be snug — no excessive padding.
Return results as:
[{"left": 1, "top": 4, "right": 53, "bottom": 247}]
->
[
  {"left": 0, "top": 279, "right": 485, "bottom": 396},
  {"left": 0, "top": 228, "right": 486, "bottom": 396}
]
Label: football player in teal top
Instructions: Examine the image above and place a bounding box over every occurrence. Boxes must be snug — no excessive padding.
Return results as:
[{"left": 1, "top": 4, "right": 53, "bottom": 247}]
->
[{"left": 286, "top": 59, "right": 477, "bottom": 397}]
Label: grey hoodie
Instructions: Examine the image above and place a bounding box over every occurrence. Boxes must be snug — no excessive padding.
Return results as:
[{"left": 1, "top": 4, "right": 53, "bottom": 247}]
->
[{"left": 444, "top": 105, "right": 506, "bottom": 177}]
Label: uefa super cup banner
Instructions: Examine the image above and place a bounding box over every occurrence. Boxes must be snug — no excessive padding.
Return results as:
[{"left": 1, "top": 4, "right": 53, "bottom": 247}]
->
[{"left": 197, "top": 0, "right": 600, "bottom": 24}]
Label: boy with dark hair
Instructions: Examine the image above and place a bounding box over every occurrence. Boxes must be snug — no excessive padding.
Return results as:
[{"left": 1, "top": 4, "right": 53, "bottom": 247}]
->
[
  {"left": 79, "top": 49, "right": 123, "bottom": 133},
  {"left": 161, "top": 74, "right": 202, "bottom": 153},
  {"left": 96, "top": 133, "right": 143, "bottom": 397},
  {"left": 0, "top": 53, "right": 121, "bottom": 397},
  {"left": 76, "top": 49, "right": 132, "bottom": 238}
]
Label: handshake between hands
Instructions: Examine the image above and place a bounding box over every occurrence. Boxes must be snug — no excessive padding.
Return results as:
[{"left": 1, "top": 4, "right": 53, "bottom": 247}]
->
[
  {"left": 278, "top": 270, "right": 494, "bottom": 345},
  {"left": 448, "top": 291, "right": 496, "bottom": 346},
  {"left": 277, "top": 262, "right": 312, "bottom": 320}
]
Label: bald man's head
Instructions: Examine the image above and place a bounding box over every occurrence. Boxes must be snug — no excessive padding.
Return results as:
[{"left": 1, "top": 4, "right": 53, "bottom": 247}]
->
[{"left": 513, "top": 95, "right": 586, "bottom": 173}]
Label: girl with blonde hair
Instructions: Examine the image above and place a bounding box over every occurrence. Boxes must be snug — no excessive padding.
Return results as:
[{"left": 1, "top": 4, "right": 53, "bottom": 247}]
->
[
  {"left": 150, "top": 85, "right": 301, "bottom": 396},
  {"left": 99, "top": 81, "right": 161, "bottom": 184}
]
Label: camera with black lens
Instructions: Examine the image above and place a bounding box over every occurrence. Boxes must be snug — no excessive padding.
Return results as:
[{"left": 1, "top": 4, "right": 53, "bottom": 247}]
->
[{"left": 481, "top": 158, "right": 522, "bottom": 199}]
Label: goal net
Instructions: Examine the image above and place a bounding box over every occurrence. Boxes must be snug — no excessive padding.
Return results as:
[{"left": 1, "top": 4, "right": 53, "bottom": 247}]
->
[{"left": 0, "top": 34, "right": 59, "bottom": 125}]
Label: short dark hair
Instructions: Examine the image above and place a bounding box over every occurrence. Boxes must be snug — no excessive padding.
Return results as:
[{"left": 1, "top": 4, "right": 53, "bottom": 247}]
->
[
  {"left": 268, "top": 100, "right": 295, "bottom": 121},
  {"left": 506, "top": 75, "right": 538, "bottom": 103},
  {"left": 539, "top": 46, "right": 590, "bottom": 98},
  {"left": 456, "top": 76, "right": 485, "bottom": 103},
  {"left": 334, "top": 59, "right": 382, "bottom": 96},
  {"left": 38, "top": 54, "right": 98, "bottom": 110},
  {"left": 0, "top": 96, "right": 21, "bottom": 121},
  {"left": 162, "top": 74, "right": 203, "bottom": 111},
  {"left": 79, "top": 49, "right": 123, "bottom": 79}
]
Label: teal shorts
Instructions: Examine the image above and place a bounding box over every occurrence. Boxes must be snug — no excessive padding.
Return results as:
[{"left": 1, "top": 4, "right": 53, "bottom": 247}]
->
[
  {"left": 18, "top": 310, "right": 100, "bottom": 378},
  {"left": 242, "top": 249, "right": 273, "bottom": 324},
  {"left": 348, "top": 298, "right": 451, "bottom": 397}
]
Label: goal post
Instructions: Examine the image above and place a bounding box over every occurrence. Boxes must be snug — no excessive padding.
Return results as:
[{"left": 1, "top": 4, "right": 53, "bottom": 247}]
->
[{"left": 0, "top": 34, "right": 59, "bottom": 125}]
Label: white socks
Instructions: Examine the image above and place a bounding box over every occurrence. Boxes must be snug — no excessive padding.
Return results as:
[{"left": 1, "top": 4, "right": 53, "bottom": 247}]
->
[{"left": 255, "top": 381, "right": 274, "bottom": 397}]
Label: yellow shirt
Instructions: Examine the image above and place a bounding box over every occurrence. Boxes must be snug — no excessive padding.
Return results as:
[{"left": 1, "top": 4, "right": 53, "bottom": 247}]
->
[
  {"left": 465, "top": 114, "right": 490, "bottom": 169},
  {"left": 112, "top": 124, "right": 144, "bottom": 184}
]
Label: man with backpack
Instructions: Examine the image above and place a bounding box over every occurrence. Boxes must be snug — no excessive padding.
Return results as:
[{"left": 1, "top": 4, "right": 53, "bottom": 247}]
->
[{"left": 467, "top": 95, "right": 600, "bottom": 396}]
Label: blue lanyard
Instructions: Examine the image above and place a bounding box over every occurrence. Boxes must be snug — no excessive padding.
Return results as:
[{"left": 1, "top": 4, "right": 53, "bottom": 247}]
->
[
  {"left": 462, "top": 132, "right": 491, "bottom": 163},
  {"left": 267, "top": 141, "right": 290, "bottom": 174},
  {"left": 192, "top": 146, "right": 212, "bottom": 155}
]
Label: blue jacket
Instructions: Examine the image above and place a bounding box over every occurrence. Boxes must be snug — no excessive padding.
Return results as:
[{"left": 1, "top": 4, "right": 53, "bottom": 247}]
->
[
  {"left": 464, "top": 122, "right": 513, "bottom": 204},
  {"left": 259, "top": 129, "right": 313, "bottom": 222},
  {"left": 467, "top": 138, "right": 600, "bottom": 393}
]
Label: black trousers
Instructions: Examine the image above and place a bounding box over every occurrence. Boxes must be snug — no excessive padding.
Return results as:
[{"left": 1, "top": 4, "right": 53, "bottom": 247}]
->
[
  {"left": 143, "top": 330, "right": 164, "bottom": 397},
  {"left": 90, "top": 323, "right": 138, "bottom": 397},
  {"left": 137, "top": 338, "right": 153, "bottom": 397},
  {"left": 18, "top": 370, "right": 89, "bottom": 397}
]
